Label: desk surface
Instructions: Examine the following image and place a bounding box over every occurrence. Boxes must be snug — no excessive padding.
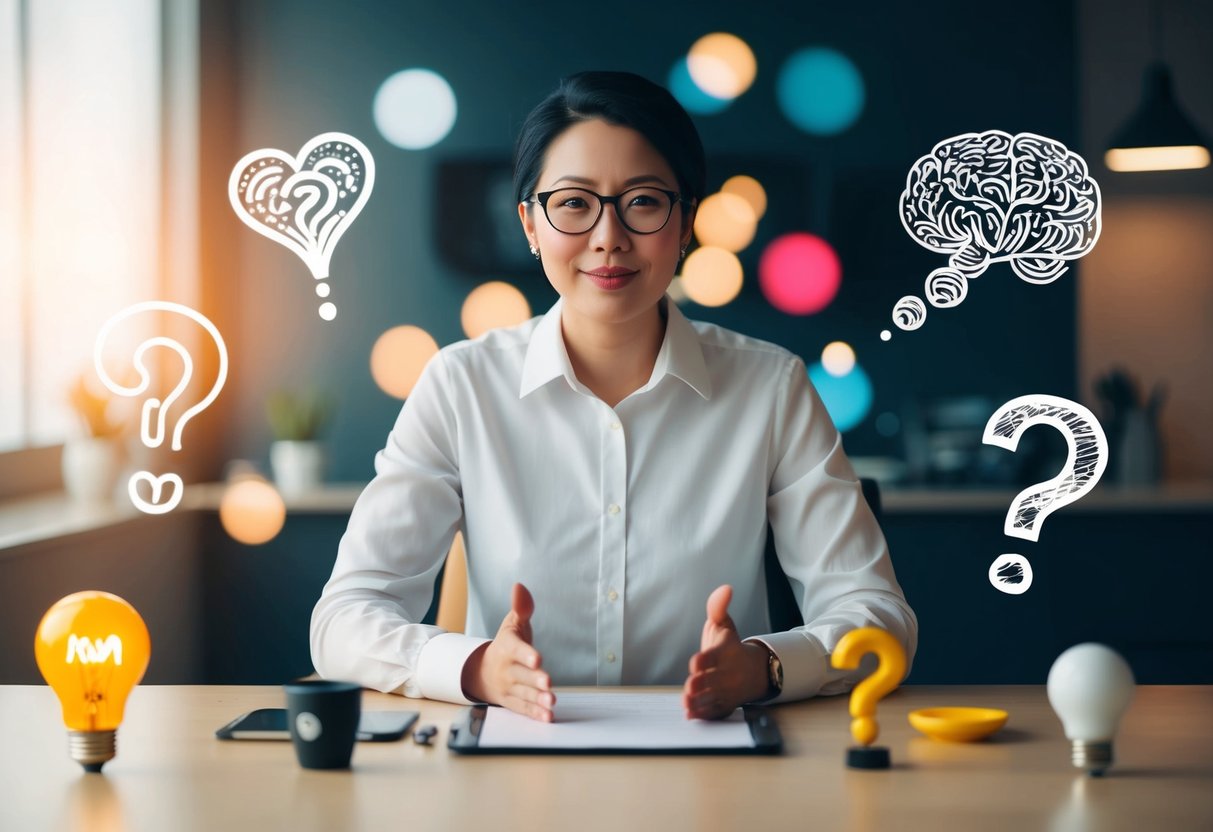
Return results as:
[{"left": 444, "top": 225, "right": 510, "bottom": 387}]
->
[{"left": 3, "top": 685, "right": 1211, "bottom": 832}]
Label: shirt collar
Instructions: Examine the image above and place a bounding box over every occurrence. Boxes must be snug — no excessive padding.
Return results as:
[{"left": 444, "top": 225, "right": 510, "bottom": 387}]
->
[{"left": 518, "top": 296, "right": 712, "bottom": 401}]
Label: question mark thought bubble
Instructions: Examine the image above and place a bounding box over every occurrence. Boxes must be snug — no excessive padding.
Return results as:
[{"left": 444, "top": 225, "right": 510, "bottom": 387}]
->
[
  {"left": 228, "top": 132, "right": 376, "bottom": 322},
  {"left": 982, "top": 394, "right": 1108, "bottom": 594},
  {"left": 94, "top": 301, "right": 229, "bottom": 514},
  {"left": 830, "top": 627, "right": 906, "bottom": 768},
  {"left": 882, "top": 131, "right": 1101, "bottom": 340}
]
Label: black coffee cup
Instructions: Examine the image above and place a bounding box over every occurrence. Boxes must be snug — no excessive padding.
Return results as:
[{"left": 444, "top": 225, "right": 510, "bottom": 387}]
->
[{"left": 283, "top": 680, "right": 362, "bottom": 769}]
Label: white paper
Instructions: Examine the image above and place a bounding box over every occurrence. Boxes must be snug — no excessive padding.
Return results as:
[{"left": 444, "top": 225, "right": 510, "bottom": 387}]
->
[{"left": 476, "top": 691, "right": 755, "bottom": 749}]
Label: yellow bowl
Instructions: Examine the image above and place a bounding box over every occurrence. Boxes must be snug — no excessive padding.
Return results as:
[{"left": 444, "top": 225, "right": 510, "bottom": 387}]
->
[{"left": 908, "top": 707, "right": 1008, "bottom": 742}]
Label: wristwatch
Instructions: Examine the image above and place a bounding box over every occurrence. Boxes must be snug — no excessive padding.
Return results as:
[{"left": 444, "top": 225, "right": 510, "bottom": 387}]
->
[{"left": 764, "top": 645, "right": 783, "bottom": 699}]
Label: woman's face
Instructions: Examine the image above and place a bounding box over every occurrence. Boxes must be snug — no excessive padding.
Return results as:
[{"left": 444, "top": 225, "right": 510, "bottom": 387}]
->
[{"left": 518, "top": 119, "right": 695, "bottom": 329}]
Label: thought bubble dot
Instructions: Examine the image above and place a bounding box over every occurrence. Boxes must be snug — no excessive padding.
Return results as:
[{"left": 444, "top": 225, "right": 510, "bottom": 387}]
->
[
  {"left": 681, "top": 246, "right": 744, "bottom": 307},
  {"left": 371, "top": 325, "right": 439, "bottom": 399},
  {"left": 687, "top": 33, "right": 757, "bottom": 99},
  {"left": 758, "top": 232, "right": 841, "bottom": 315},
  {"left": 808, "top": 360, "right": 873, "bottom": 433},
  {"left": 373, "top": 68, "right": 457, "bottom": 150},
  {"left": 892, "top": 296, "right": 927, "bottom": 331},
  {"left": 461, "top": 281, "right": 532, "bottom": 340},
  {"left": 668, "top": 56, "right": 732, "bottom": 115},
  {"left": 721, "top": 175, "right": 767, "bottom": 220},
  {"left": 693, "top": 192, "right": 758, "bottom": 252},
  {"left": 318, "top": 302, "right": 336, "bottom": 321},
  {"left": 220, "top": 479, "right": 286, "bottom": 545},
  {"left": 880, "top": 329, "right": 892, "bottom": 341},
  {"left": 315, "top": 282, "right": 330, "bottom": 298},
  {"left": 777, "top": 47, "right": 865, "bottom": 135},
  {"left": 925, "top": 267, "right": 968, "bottom": 308},
  {"left": 821, "top": 341, "right": 856, "bottom": 377},
  {"left": 989, "top": 553, "right": 1033, "bottom": 595}
]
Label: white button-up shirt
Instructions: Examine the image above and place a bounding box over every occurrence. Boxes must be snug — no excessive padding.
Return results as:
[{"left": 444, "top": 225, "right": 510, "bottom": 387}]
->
[{"left": 311, "top": 298, "right": 917, "bottom": 705}]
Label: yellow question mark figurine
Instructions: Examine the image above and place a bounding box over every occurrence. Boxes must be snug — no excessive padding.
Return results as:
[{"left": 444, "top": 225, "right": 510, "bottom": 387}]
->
[{"left": 831, "top": 627, "right": 907, "bottom": 769}]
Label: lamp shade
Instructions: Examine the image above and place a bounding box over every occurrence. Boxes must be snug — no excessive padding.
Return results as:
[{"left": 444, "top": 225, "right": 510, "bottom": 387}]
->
[{"left": 1105, "top": 63, "right": 1212, "bottom": 172}]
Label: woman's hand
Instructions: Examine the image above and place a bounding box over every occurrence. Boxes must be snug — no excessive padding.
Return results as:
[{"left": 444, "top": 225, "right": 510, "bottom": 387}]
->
[
  {"left": 682, "top": 584, "right": 770, "bottom": 720},
  {"left": 460, "top": 582, "right": 556, "bottom": 721}
]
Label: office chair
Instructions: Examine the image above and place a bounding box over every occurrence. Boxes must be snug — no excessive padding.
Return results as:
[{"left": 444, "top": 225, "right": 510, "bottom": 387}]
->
[{"left": 435, "top": 477, "right": 883, "bottom": 635}]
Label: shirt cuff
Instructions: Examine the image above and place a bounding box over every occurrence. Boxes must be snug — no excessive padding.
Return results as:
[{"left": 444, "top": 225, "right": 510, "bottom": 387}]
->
[
  {"left": 415, "top": 632, "right": 492, "bottom": 704},
  {"left": 745, "top": 630, "right": 831, "bottom": 704}
]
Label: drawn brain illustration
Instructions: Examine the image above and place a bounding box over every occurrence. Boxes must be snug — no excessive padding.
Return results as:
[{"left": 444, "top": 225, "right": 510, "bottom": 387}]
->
[{"left": 892, "top": 131, "right": 1101, "bottom": 330}]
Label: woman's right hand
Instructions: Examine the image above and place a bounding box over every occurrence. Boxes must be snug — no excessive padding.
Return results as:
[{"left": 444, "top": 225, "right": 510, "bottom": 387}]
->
[{"left": 460, "top": 582, "right": 555, "bottom": 721}]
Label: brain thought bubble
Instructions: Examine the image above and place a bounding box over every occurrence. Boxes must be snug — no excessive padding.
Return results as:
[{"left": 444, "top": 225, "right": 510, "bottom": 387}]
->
[{"left": 887, "top": 130, "right": 1101, "bottom": 335}]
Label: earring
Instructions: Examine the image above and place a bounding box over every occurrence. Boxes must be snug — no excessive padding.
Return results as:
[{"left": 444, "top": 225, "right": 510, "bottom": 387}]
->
[
  {"left": 530, "top": 244, "right": 540, "bottom": 259},
  {"left": 679, "top": 246, "right": 688, "bottom": 260}
]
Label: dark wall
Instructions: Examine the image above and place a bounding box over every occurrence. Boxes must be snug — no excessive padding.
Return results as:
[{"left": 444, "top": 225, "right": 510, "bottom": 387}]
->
[{"left": 201, "top": 0, "right": 1079, "bottom": 482}]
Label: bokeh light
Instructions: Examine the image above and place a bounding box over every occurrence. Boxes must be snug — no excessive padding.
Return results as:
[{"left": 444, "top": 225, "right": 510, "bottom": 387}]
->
[
  {"left": 721, "top": 175, "right": 767, "bottom": 220},
  {"left": 373, "top": 68, "right": 457, "bottom": 149},
  {"left": 821, "top": 341, "right": 856, "bottom": 377},
  {"left": 668, "top": 57, "right": 732, "bottom": 115},
  {"left": 461, "top": 281, "right": 532, "bottom": 339},
  {"left": 777, "top": 48, "right": 865, "bottom": 135},
  {"left": 681, "top": 246, "right": 743, "bottom": 307},
  {"left": 875, "top": 411, "right": 901, "bottom": 437},
  {"left": 667, "top": 276, "right": 689, "bottom": 305},
  {"left": 370, "top": 325, "right": 439, "bottom": 399},
  {"left": 693, "top": 192, "right": 758, "bottom": 252},
  {"left": 758, "top": 232, "right": 841, "bottom": 315},
  {"left": 219, "top": 479, "right": 286, "bottom": 545},
  {"left": 808, "top": 361, "right": 873, "bottom": 433},
  {"left": 687, "top": 33, "right": 757, "bottom": 99}
]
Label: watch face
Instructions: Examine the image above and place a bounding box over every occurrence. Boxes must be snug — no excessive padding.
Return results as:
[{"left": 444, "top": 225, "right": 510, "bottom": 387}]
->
[{"left": 770, "top": 653, "right": 783, "bottom": 690}]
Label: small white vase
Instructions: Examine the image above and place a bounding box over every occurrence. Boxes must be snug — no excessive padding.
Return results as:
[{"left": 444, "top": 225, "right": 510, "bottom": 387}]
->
[
  {"left": 61, "top": 437, "right": 123, "bottom": 502},
  {"left": 270, "top": 440, "right": 325, "bottom": 496}
]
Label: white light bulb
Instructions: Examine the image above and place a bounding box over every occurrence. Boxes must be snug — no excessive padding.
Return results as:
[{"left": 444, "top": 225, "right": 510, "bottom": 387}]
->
[{"left": 1046, "top": 643, "right": 1135, "bottom": 776}]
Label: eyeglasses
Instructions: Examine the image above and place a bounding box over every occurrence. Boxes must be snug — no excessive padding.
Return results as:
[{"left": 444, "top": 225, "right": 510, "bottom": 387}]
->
[{"left": 525, "top": 187, "right": 687, "bottom": 235}]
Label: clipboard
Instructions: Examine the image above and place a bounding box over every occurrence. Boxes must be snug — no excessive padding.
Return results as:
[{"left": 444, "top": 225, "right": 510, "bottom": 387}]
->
[{"left": 448, "top": 694, "right": 782, "bottom": 756}]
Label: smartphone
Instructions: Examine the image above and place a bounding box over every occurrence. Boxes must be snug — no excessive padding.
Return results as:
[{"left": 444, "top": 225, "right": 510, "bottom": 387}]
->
[{"left": 215, "top": 708, "right": 419, "bottom": 742}]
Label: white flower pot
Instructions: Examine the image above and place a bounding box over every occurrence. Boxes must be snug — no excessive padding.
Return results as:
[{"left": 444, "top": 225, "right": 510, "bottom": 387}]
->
[
  {"left": 61, "top": 437, "right": 123, "bottom": 502},
  {"left": 270, "top": 440, "right": 325, "bottom": 496}
]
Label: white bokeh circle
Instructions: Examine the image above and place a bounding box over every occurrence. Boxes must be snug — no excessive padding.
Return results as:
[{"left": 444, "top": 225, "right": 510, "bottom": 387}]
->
[{"left": 373, "top": 68, "right": 457, "bottom": 150}]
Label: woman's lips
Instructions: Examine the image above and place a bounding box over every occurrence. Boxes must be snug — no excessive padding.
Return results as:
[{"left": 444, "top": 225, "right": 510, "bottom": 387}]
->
[{"left": 582, "top": 269, "right": 638, "bottom": 291}]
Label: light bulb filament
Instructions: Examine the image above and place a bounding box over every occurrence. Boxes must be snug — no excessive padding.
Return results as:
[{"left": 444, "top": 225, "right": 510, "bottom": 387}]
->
[{"left": 65, "top": 633, "right": 123, "bottom": 665}]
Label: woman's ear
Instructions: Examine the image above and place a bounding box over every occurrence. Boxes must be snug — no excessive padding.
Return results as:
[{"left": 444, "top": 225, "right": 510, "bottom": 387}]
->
[
  {"left": 679, "top": 200, "right": 698, "bottom": 250},
  {"left": 518, "top": 201, "right": 537, "bottom": 248}
]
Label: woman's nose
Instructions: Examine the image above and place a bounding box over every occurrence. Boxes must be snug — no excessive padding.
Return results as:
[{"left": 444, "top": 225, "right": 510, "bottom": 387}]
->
[{"left": 589, "top": 202, "right": 630, "bottom": 251}]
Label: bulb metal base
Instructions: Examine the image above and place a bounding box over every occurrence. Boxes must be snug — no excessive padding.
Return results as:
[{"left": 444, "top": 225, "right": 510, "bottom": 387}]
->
[
  {"left": 68, "top": 730, "right": 116, "bottom": 773},
  {"left": 1070, "top": 739, "right": 1113, "bottom": 776}
]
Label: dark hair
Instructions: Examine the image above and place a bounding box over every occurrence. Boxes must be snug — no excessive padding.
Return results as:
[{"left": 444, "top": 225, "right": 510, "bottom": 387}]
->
[{"left": 512, "top": 71, "right": 706, "bottom": 210}]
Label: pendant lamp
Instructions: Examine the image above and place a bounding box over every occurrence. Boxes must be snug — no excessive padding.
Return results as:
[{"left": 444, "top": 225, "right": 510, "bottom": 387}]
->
[{"left": 1104, "top": 2, "right": 1211, "bottom": 172}]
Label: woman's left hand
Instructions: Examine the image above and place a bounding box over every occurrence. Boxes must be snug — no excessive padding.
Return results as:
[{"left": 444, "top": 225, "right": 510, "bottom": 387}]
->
[{"left": 681, "top": 584, "right": 771, "bottom": 720}]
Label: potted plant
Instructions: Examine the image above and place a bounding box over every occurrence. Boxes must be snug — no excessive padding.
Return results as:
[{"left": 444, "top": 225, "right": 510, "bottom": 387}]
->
[
  {"left": 266, "top": 389, "right": 335, "bottom": 496},
  {"left": 62, "top": 373, "right": 127, "bottom": 502}
]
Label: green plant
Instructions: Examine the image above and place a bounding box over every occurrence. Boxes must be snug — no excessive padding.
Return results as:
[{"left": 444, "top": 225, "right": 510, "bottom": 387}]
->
[
  {"left": 266, "top": 390, "right": 335, "bottom": 441},
  {"left": 67, "top": 374, "right": 125, "bottom": 439}
]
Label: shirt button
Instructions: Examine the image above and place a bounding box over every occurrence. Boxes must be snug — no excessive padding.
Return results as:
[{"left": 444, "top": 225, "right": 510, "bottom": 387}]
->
[
  {"left": 607, "top": 503, "right": 621, "bottom": 516},
  {"left": 606, "top": 651, "right": 616, "bottom": 663},
  {"left": 608, "top": 589, "right": 618, "bottom": 602},
  {"left": 609, "top": 421, "right": 621, "bottom": 430}
]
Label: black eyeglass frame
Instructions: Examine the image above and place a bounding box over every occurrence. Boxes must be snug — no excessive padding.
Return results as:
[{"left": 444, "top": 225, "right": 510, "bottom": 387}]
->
[{"left": 524, "top": 186, "right": 690, "bottom": 235}]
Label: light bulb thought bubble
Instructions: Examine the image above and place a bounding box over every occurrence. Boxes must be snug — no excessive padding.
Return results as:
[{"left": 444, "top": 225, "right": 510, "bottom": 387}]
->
[
  {"left": 94, "top": 301, "right": 229, "bottom": 514},
  {"left": 884, "top": 131, "right": 1101, "bottom": 339},
  {"left": 228, "top": 132, "right": 376, "bottom": 321},
  {"left": 981, "top": 394, "right": 1108, "bottom": 594}
]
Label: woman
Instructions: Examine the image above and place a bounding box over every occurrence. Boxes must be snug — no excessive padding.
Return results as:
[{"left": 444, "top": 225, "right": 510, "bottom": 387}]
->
[{"left": 310, "top": 71, "right": 917, "bottom": 722}]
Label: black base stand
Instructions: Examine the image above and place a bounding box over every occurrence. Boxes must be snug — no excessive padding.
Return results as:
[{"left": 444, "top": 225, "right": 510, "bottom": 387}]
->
[{"left": 846, "top": 745, "right": 891, "bottom": 769}]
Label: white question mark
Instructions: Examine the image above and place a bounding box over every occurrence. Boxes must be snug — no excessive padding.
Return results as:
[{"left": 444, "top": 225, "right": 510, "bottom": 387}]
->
[
  {"left": 981, "top": 394, "right": 1108, "bottom": 594},
  {"left": 94, "top": 301, "right": 229, "bottom": 514}
]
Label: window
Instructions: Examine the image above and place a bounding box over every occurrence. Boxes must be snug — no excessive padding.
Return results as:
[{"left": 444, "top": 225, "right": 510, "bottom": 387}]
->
[{"left": 0, "top": 0, "right": 166, "bottom": 452}]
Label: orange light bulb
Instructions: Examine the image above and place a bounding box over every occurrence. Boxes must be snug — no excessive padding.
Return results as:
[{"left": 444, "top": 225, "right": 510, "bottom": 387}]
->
[{"left": 34, "top": 591, "right": 151, "bottom": 772}]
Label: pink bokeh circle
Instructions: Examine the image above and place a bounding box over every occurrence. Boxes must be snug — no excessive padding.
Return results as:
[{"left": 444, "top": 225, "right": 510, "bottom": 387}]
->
[{"left": 758, "top": 232, "right": 842, "bottom": 315}]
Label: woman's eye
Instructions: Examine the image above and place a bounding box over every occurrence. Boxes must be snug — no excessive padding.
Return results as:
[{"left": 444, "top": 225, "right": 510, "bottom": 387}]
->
[
  {"left": 629, "top": 195, "right": 658, "bottom": 207},
  {"left": 560, "top": 198, "right": 588, "bottom": 209}
]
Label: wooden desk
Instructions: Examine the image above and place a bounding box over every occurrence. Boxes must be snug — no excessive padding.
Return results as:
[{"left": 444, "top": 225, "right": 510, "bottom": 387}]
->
[{"left": 3, "top": 685, "right": 1210, "bottom": 831}]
